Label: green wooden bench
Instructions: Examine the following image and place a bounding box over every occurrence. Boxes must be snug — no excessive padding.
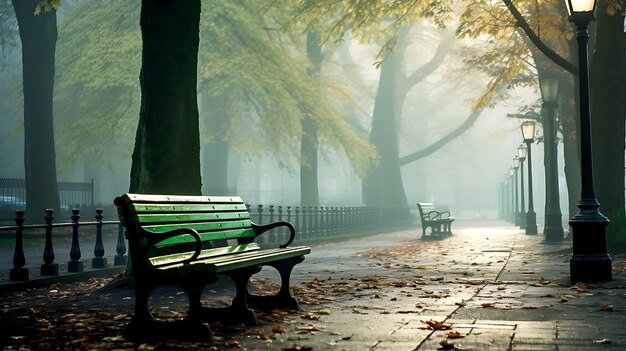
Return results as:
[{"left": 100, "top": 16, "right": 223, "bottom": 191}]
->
[
  {"left": 114, "top": 193, "right": 310, "bottom": 340},
  {"left": 416, "top": 202, "right": 455, "bottom": 238}
]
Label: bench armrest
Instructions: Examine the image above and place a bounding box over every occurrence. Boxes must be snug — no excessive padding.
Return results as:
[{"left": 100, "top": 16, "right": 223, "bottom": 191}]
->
[
  {"left": 439, "top": 211, "right": 451, "bottom": 219},
  {"left": 427, "top": 211, "right": 441, "bottom": 220},
  {"left": 252, "top": 221, "right": 296, "bottom": 248},
  {"left": 145, "top": 228, "right": 203, "bottom": 265}
]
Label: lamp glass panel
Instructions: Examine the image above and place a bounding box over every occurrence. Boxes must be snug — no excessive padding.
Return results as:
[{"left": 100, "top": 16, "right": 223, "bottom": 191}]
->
[
  {"left": 513, "top": 157, "right": 520, "bottom": 168},
  {"left": 570, "top": 0, "right": 595, "bottom": 12},
  {"left": 517, "top": 144, "right": 527, "bottom": 159},
  {"left": 540, "top": 79, "right": 559, "bottom": 102},
  {"left": 521, "top": 121, "right": 536, "bottom": 141}
]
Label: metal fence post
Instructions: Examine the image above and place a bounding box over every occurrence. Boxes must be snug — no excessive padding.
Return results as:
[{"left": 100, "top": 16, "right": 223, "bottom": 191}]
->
[
  {"left": 10, "top": 210, "right": 28, "bottom": 281},
  {"left": 41, "top": 208, "right": 58, "bottom": 276},
  {"left": 68, "top": 209, "right": 84, "bottom": 272},
  {"left": 92, "top": 208, "right": 107, "bottom": 268}
]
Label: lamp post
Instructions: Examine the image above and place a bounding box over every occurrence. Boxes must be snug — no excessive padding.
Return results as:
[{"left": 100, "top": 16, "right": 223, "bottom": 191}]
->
[
  {"left": 540, "top": 78, "right": 564, "bottom": 241},
  {"left": 564, "top": 0, "right": 611, "bottom": 282},
  {"left": 517, "top": 144, "right": 527, "bottom": 229},
  {"left": 509, "top": 168, "right": 515, "bottom": 223},
  {"left": 503, "top": 177, "right": 510, "bottom": 221},
  {"left": 513, "top": 157, "right": 521, "bottom": 226},
  {"left": 521, "top": 121, "right": 538, "bottom": 234}
]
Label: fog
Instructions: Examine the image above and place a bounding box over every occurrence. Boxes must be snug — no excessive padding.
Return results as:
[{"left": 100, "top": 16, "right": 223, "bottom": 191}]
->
[{"left": 0, "top": 2, "right": 569, "bottom": 227}]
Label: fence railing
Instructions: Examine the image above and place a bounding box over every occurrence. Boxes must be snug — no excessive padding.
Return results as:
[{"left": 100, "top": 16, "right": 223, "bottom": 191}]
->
[
  {"left": 0, "top": 204, "right": 413, "bottom": 283},
  {"left": 0, "top": 178, "right": 94, "bottom": 220}
]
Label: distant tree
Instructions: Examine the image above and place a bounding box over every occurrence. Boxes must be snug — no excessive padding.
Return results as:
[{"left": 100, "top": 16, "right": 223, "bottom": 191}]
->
[
  {"left": 11, "top": 0, "right": 61, "bottom": 218},
  {"left": 129, "top": 0, "right": 202, "bottom": 194}
]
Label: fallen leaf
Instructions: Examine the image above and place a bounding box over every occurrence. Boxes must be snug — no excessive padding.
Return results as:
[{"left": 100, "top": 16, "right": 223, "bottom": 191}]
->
[
  {"left": 594, "top": 339, "right": 612, "bottom": 344},
  {"left": 455, "top": 300, "right": 466, "bottom": 307},
  {"left": 300, "top": 312, "right": 319, "bottom": 320},
  {"left": 601, "top": 303, "right": 614, "bottom": 311},
  {"left": 272, "top": 325, "right": 286, "bottom": 333},
  {"left": 538, "top": 277, "right": 551, "bottom": 285},
  {"left": 481, "top": 302, "right": 496, "bottom": 308},
  {"left": 417, "top": 265, "right": 427, "bottom": 269},
  {"left": 447, "top": 331, "right": 465, "bottom": 338},
  {"left": 422, "top": 320, "right": 451, "bottom": 330}
]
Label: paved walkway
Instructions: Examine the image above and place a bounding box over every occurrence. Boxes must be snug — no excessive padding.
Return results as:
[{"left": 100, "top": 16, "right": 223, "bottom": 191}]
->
[{"left": 2, "top": 219, "right": 625, "bottom": 350}]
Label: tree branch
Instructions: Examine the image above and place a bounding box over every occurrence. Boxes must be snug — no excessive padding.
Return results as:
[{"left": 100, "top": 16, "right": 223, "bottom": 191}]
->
[
  {"left": 399, "top": 108, "right": 483, "bottom": 165},
  {"left": 501, "top": 0, "right": 578, "bottom": 76}
]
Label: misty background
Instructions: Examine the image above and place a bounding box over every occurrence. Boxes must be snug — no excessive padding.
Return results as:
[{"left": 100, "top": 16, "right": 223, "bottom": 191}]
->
[{"left": 0, "top": 1, "right": 568, "bottom": 224}]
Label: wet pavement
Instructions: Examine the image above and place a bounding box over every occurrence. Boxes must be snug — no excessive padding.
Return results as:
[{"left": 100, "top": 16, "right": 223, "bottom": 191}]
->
[{"left": 2, "top": 219, "right": 626, "bottom": 350}]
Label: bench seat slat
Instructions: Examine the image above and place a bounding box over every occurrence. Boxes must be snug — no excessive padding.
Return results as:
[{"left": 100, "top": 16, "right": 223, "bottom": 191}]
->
[
  {"left": 154, "top": 246, "right": 311, "bottom": 274},
  {"left": 149, "top": 243, "right": 261, "bottom": 266}
]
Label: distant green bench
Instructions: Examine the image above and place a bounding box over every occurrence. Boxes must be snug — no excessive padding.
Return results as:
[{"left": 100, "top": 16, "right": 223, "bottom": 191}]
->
[
  {"left": 115, "top": 193, "right": 310, "bottom": 340},
  {"left": 416, "top": 202, "right": 455, "bottom": 238}
]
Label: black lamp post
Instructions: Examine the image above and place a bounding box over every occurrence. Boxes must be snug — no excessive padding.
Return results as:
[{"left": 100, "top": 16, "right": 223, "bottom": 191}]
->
[
  {"left": 509, "top": 167, "right": 515, "bottom": 223},
  {"left": 513, "top": 157, "right": 521, "bottom": 226},
  {"left": 517, "top": 144, "right": 527, "bottom": 229},
  {"left": 521, "top": 121, "right": 538, "bottom": 234},
  {"left": 564, "top": 0, "right": 611, "bottom": 282},
  {"left": 540, "top": 78, "right": 564, "bottom": 241},
  {"left": 502, "top": 174, "right": 511, "bottom": 221}
]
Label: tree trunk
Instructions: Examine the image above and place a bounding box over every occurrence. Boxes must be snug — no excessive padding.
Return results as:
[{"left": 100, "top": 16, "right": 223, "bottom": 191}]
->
[
  {"left": 300, "top": 32, "right": 321, "bottom": 207},
  {"left": 362, "top": 50, "right": 407, "bottom": 207},
  {"left": 11, "top": 0, "right": 61, "bottom": 220},
  {"left": 129, "top": 0, "right": 202, "bottom": 195},
  {"left": 589, "top": 1, "right": 626, "bottom": 252}
]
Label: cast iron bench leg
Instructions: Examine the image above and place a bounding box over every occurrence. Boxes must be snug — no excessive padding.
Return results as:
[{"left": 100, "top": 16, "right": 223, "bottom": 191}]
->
[
  {"left": 247, "top": 256, "right": 305, "bottom": 311},
  {"left": 201, "top": 266, "right": 261, "bottom": 326}
]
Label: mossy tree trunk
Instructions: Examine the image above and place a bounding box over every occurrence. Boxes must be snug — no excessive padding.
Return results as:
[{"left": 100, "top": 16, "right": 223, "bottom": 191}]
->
[
  {"left": 12, "top": 0, "right": 60, "bottom": 219},
  {"left": 129, "top": 0, "right": 202, "bottom": 195}
]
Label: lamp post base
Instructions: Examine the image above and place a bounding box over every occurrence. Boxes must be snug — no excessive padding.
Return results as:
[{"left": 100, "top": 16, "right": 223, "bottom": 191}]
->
[
  {"left": 569, "top": 202, "right": 611, "bottom": 283},
  {"left": 525, "top": 211, "right": 538, "bottom": 235},
  {"left": 545, "top": 213, "right": 564, "bottom": 241},
  {"left": 570, "top": 254, "right": 612, "bottom": 282}
]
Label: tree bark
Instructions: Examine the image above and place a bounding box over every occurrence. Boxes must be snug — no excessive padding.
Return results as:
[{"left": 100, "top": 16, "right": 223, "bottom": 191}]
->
[
  {"left": 300, "top": 32, "right": 321, "bottom": 207},
  {"left": 362, "top": 49, "right": 407, "bottom": 206},
  {"left": 129, "top": 0, "right": 202, "bottom": 195},
  {"left": 11, "top": 0, "right": 60, "bottom": 219},
  {"left": 589, "top": 0, "right": 626, "bottom": 251}
]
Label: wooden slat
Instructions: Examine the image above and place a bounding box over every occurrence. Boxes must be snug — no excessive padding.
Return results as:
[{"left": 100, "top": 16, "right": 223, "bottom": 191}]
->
[
  {"left": 151, "top": 228, "right": 257, "bottom": 247},
  {"left": 149, "top": 243, "right": 261, "bottom": 266},
  {"left": 128, "top": 203, "right": 249, "bottom": 215},
  {"left": 133, "top": 212, "right": 250, "bottom": 225},
  {"left": 142, "top": 220, "right": 252, "bottom": 234},
  {"left": 154, "top": 246, "right": 311, "bottom": 273},
  {"left": 123, "top": 193, "right": 243, "bottom": 204}
]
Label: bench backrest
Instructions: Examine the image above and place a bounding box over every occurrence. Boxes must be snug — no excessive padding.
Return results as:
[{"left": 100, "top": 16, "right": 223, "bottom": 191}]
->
[
  {"left": 115, "top": 193, "right": 257, "bottom": 266},
  {"left": 416, "top": 203, "right": 437, "bottom": 220}
]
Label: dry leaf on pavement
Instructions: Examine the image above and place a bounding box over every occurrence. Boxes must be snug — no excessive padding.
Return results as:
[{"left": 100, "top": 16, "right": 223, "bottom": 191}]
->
[
  {"left": 422, "top": 320, "right": 451, "bottom": 330},
  {"left": 601, "top": 303, "right": 614, "bottom": 311},
  {"left": 447, "top": 331, "right": 465, "bottom": 338}
]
